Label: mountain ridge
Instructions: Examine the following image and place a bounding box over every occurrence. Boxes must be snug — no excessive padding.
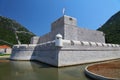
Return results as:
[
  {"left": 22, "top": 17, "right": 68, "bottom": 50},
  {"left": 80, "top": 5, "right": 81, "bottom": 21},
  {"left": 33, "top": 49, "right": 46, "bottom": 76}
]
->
[
  {"left": 97, "top": 11, "right": 120, "bottom": 44},
  {"left": 0, "top": 16, "right": 35, "bottom": 46}
]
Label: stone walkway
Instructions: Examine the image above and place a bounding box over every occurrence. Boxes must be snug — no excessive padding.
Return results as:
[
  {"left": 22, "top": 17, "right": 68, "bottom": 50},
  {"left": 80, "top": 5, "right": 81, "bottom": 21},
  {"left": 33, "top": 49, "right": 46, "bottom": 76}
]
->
[
  {"left": 0, "top": 55, "right": 10, "bottom": 58},
  {"left": 87, "top": 59, "right": 120, "bottom": 79},
  {"left": 0, "top": 56, "right": 10, "bottom": 62}
]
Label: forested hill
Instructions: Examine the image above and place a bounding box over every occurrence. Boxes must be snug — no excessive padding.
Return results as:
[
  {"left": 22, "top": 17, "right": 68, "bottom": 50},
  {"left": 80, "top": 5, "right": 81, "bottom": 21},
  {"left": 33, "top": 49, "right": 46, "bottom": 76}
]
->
[
  {"left": 98, "top": 11, "right": 120, "bottom": 44},
  {"left": 0, "top": 16, "right": 35, "bottom": 46}
]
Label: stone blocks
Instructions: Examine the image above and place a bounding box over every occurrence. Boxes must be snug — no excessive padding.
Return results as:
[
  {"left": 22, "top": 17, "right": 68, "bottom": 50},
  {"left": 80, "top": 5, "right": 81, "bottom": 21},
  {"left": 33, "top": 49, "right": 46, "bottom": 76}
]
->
[
  {"left": 10, "top": 15, "right": 120, "bottom": 67},
  {"left": 10, "top": 39, "right": 120, "bottom": 67},
  {"left": 31, "top": 15, "right": 105, "bottom": 44}
]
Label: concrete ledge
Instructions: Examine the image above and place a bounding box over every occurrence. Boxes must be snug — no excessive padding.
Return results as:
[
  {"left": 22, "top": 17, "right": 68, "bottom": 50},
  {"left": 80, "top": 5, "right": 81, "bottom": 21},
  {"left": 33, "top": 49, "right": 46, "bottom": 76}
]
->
[{"left": 85, "top": 63, "right": 118, "bottom": 80}]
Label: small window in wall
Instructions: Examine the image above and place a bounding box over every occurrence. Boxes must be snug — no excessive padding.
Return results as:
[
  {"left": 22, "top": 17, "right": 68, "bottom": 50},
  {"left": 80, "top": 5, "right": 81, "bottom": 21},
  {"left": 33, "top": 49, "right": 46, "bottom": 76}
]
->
[{"left": 69, "top": 18, "right": 73, "bottom": 21}]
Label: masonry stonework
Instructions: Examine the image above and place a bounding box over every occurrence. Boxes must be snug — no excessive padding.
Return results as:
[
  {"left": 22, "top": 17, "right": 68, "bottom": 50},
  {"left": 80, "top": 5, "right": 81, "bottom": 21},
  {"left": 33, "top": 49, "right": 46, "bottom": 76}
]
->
[
  {"left": 32, "top": 15, "right": 105, "bottom": 44},
  {"left": 10, "top": 15, "right": 120, "bottom": 67}
]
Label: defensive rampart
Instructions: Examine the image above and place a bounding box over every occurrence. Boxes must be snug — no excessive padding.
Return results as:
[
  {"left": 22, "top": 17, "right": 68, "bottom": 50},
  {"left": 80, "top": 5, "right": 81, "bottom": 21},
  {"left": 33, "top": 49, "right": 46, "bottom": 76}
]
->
[
  {"left": 10, "top": 39, "right": 120, "bottom": 67},
  {"left": 10, "top": 15, "right": 120, "bottom": 67}
]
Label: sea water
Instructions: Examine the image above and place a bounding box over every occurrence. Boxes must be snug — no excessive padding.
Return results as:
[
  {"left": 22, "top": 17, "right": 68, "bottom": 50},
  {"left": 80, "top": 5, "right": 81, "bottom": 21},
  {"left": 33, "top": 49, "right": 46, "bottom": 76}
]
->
[{"left": 0, "top": 59, "right": 92, "bottom": 80}]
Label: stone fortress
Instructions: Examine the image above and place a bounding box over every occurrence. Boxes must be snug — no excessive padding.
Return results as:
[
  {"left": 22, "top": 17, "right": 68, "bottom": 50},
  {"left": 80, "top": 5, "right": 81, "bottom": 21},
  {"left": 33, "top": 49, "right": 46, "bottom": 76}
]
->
[
  {"left": 31, "top": 15, "right": 105, "bottom": 44},
  {"left": 10, "top": 15, "right": 120, "bottom": 67}
]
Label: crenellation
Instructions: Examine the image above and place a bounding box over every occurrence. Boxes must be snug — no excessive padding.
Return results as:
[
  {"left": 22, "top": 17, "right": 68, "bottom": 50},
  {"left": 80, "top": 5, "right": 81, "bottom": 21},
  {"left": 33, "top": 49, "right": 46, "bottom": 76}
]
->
[
  {"left": 107, "top": 44, "right": 112, "bottom": 47},
  {"left": 111, "top": 44, "right": 116, "bottom": 47},
  {"left": 28, "top": 44, "right": 37, "bottom": 47},
  {"left": 71, "top": 40, "right": 82, "bottom": 46},
  {"left": 102, "top": 43, "right": 108, "bottom": 47},
  {"left": 116, "top": 44, "right": 120, "bottom": 47},
  {"left": 115, "top": 44, "right": 119, "bottom": 47},
  {"left": 81, "top": 41, "right": 90, "bottom": 46},
  {"left": 96, "top": 43, "right": 103, "bottom": 47},
  {"left": 89, "top": 42, "right": 97, "bottom": 46},
  {"left": 13, "top": 45, "right": 20, "bottom": 48}
]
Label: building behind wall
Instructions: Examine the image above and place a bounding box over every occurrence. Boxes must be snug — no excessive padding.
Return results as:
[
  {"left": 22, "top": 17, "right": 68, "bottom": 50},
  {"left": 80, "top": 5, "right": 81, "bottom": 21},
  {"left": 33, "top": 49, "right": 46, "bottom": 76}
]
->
[
  {"left": 0, "top": 45, "right": 12, "bottom": 54},
  {"left": 31, "top": 15, "right": 105, "bottom": 44}
]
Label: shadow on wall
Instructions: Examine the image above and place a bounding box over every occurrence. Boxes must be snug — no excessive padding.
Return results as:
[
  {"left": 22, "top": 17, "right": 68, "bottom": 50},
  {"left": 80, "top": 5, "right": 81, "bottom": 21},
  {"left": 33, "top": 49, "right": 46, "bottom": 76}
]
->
[{"left": 30, "top": 42, "right": 60, "bottom": 67}]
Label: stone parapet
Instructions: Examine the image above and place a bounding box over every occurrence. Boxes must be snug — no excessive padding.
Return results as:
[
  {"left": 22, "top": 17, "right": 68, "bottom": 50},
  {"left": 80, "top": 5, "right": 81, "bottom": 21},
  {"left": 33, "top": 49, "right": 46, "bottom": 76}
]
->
[{"left": 62, "top": 40, "right": 120, "bottom": 48}]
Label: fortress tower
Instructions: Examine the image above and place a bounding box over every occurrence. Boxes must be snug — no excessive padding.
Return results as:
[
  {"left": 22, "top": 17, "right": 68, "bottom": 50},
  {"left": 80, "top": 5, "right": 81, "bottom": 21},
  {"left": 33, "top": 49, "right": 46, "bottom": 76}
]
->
[{"left": 31, "top": 15, "right": 105, "bottom": 44}]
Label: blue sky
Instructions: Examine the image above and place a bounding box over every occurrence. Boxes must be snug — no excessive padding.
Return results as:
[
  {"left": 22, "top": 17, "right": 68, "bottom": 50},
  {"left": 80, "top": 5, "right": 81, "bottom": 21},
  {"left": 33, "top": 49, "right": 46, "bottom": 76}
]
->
[{"left": 0, "top": 0, "right": 120, "bottom": 36}]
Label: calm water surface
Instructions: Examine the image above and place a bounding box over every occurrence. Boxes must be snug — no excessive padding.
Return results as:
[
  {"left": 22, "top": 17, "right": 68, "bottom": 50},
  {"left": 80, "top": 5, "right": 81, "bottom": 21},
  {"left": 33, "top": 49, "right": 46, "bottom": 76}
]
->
[{"left": 0, "top": 59, "right": 92, "bottom": 80}]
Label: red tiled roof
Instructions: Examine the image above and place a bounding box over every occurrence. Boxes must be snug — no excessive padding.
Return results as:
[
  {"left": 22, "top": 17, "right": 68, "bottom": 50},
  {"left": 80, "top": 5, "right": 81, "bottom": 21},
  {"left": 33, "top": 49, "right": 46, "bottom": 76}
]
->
[{"left": 0, "top": 45, "right": 11, "bottom": 49}]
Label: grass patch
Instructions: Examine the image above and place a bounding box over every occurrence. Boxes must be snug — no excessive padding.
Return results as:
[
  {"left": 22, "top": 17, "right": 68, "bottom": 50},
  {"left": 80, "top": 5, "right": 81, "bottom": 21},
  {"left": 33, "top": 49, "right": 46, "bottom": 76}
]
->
[{"left": 0, "top": 54, "right": 10, "bottom": 56}]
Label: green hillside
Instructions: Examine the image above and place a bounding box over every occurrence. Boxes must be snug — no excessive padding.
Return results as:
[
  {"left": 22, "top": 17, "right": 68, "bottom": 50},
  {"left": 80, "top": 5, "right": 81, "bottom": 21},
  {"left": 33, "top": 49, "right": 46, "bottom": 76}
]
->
[
  {"left": 0, "top": 16, "right": 35, "bottom": 46},
  {"left": 98, "top": 11, "right": 120, "bottom": 44}
]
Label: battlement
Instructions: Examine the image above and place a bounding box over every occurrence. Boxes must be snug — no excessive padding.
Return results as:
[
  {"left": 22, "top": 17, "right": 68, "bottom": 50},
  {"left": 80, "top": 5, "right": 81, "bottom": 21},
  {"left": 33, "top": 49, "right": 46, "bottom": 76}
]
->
[
  {"left": 62, "top": 40, "right": 120, "bottom": 47},
  {"left": 11, "top": 38, "right": 120, "bottom": 67},
  {"left": 13, "top": 39, "right": 120, "bottom": 51}
]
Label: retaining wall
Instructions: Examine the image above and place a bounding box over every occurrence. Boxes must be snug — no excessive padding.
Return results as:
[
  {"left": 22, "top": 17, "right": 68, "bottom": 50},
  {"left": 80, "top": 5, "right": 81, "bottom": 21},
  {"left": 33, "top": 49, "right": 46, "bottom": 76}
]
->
[{"left": 10, "top": 40, "right": 120, "bottom": 67}]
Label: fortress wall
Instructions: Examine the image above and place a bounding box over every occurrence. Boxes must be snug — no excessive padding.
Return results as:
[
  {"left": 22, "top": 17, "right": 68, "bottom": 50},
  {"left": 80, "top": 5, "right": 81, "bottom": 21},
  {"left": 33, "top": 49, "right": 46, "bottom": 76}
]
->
[
  {"left": 10, "top": 15, "right": 120, "bottom": 67},
  {"left": 30, "top": 36, "right": 40, "bottom": 44},
  {"left": 10, "top": 40, "right": 120, "bottom": 67},
  {"left": 64, "top": 24, "right": 105, "bottom": 43},
  {"left": 10, "top": 44, "right": 37, "bottom": 60},
  {"left": 64, "top": 25, "right": 78, "bottom": 40},
  {"left": 51, "top": 16, "right": 64, "bottom": 31},
  {"left": 63, "top": 15, "right": 77, "bottom": 26},
  {"left": 31, "top": 41, "right": 59, "bottom": 66},
  {"left": 10, "top": 41, "right": 59, "bottom": 66},
  {"left": 58, "top": 50, "right": 120, "bottom": 67},
  {"left": 50, "top": 26, "right": 64, "bottom": 40},
  {"left": 35, "top": 50, "right": 58, "bottom": 67},
  {"left": 38, "top": 32, "right": 51, "bottom": 43},
  {"left": 58, "top": 40, "right": 120, "bottom": 67},
  {"left": 34, "top": 15, "right": 105, "bottom": 44},
  {"left": 77, "top": 28, "right": 105, "bottom": 43},
  {"left": 38, "top": 21, "right": 64, "bottom": 44}
]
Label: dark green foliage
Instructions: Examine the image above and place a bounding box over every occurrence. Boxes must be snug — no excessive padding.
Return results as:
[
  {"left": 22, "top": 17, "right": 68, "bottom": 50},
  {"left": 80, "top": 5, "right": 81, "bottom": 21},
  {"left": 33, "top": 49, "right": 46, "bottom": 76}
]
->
[
  {"left": 98, "top": 11, "right": 120, "bottom": 44},
  {"left": 0, "top": 16, "right": 35, "bottom": 46},
  {"left": 17, "top": 33, "right": 33, "bottom": 44}
]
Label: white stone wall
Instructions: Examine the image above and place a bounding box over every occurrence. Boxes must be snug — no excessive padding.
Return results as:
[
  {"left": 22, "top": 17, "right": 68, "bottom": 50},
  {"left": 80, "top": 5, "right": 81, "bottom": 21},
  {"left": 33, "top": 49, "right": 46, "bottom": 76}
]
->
[
  {"left": 58, "top": 50, "right": 120, "bottom": 67},
  {"left": 10, "top": 44, "right": 37, "bottom": 60},
  {"left": 30, "top": 36, "right": 40, "bottom": 44},
  {"left": 64, "top": 24, "right": 105, "bottom": 43},
  {"left": 38, "top": 32, "right": 51, "bottom": 43},
  {"left": 35, "top": 50, "right": 58, "bottom": 66},
  {"left": 10, "top": 40, "right": 120, "bottom": 67},
  {"left": 37, "top": 15, "right": 105, "bottom": 44}
]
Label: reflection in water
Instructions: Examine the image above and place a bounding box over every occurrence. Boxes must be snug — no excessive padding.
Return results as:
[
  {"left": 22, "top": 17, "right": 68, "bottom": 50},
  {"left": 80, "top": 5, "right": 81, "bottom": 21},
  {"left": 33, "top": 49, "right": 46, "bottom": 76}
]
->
[{"left": 0, "top": 61, "right": 91, "bottom": 80}]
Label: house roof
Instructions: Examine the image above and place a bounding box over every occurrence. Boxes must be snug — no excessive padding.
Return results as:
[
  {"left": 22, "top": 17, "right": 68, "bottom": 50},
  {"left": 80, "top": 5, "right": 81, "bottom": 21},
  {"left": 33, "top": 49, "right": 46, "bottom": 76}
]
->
[{"left": 0, "top": 45, "right": 11, "bottom": 49}]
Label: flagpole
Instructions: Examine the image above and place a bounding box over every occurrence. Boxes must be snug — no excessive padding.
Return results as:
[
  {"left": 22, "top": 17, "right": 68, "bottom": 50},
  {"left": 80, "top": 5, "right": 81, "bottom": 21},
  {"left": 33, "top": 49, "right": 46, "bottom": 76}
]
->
[{"left": 63, "top": 8, "right": 65, "bottom": 15}]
